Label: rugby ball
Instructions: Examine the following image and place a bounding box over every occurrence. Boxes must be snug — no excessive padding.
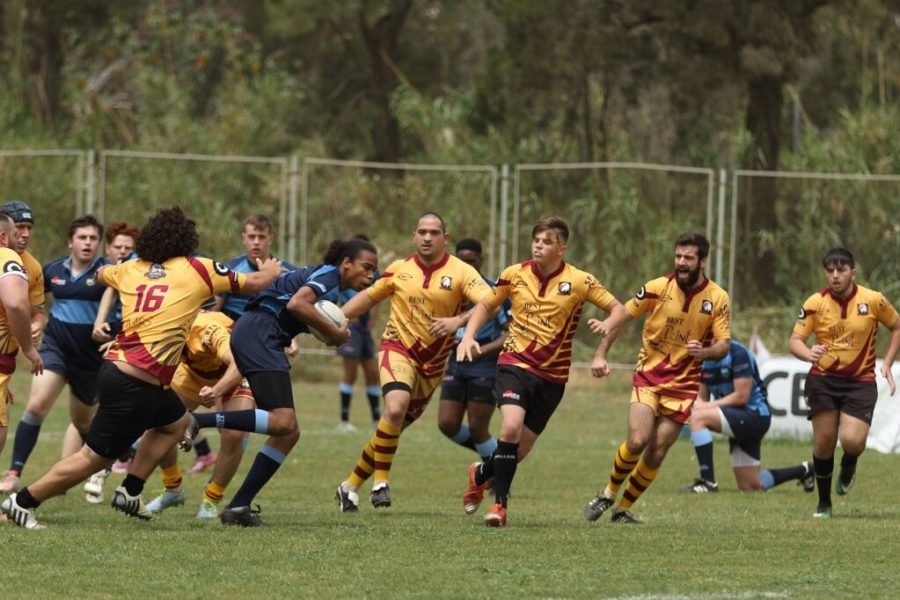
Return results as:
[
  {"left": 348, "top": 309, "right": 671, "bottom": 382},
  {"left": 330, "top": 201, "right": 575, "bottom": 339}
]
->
[{"left": 310, "top": 299, "right": 347, "bottom": 343}]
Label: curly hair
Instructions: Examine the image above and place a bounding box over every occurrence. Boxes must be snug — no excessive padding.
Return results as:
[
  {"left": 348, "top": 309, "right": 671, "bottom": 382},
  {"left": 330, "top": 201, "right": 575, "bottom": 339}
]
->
[
  {"left": 105, "top": 221, "right": 139, "bottom": 244},
  {"left": 135, "top": 207, "right": 199, "bottom": 264},
  {"left": 322, "top": 238, "right": 377, "bottom": 265}
]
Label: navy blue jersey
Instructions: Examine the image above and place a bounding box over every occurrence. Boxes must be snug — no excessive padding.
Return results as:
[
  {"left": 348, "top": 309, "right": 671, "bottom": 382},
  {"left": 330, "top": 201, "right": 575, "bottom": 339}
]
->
[
  {"left": 219, "top": 254, "right": 297, "bottom": 319},
  {"left": 42, "top": 255, "right": 108, "bottom": 369},
  {"left": 700, "top": 341, "right": 770, "bottom": 416},
  {"left": 445, "top": 276, "right": 512, "bottom": 379},
  {"left": 245, "top": 264, "right": 341, "bottom": 338}
]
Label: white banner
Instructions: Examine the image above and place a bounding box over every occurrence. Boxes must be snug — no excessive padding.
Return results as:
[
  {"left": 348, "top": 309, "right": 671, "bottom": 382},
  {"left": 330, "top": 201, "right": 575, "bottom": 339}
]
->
[{"left": 759, "top": 355, "right": 900, "bottom": 454}]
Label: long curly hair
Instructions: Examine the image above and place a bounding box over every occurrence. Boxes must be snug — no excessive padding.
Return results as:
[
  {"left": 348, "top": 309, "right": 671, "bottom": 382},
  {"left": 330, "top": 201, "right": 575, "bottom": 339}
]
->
[{"left": 135, "top": 207, "right": 199, "bottom": 264}]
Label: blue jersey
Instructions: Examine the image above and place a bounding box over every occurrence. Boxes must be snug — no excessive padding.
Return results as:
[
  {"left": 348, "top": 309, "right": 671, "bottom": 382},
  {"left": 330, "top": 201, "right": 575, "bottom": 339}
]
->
[
  {"left": 700, "top": 341, "right": 770, "bottom": 417},
  {"left": 42, "top": 255, "right": 108, "bottom": 369},
  {"left": 445, "top": 276, "right": 512, "bottom": 379},
  {"left": 219, "top": 254, "right": 296, "bottom": 319},
  {"left": 245, "top": 264, "right": 341, "bottom": 338}
]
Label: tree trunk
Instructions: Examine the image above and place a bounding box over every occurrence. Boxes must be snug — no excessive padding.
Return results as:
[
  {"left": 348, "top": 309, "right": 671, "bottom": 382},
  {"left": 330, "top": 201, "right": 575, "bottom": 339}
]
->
[
  {"left": 358, "top": 1, "right": 412, "bottom": 163},
  {"left": 744, "top": 75, "right": 783, "bottom": 304}
]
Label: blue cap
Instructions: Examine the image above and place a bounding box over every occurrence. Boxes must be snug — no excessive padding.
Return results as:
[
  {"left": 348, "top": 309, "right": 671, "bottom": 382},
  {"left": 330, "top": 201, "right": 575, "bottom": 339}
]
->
[{"left": 0, "top": 201, "right": 34, "bottom": 224}]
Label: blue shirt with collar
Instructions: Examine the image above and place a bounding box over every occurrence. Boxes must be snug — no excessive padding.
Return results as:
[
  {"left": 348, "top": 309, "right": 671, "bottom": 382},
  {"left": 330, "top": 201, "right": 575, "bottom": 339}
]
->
[{"left": 219, "top": 254, "right": 297, "bottom": 319}]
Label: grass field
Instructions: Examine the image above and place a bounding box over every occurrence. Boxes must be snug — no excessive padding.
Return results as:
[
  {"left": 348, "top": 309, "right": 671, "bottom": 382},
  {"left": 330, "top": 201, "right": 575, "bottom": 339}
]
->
[{"left": 1, "top": 360, "right": 899, "bottom": 599}]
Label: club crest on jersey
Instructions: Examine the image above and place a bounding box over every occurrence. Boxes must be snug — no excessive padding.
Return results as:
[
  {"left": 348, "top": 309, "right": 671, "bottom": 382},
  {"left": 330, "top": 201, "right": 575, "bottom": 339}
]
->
[
  {"left": 858, "top": 303, "right": 869, "bottom": 315},
  {"left": 86, "top": 278, "right": 95, "bottom": 286},
  {"left": 3, "top": 260, "right": 24, "bottom": 275},
  {"left": 558, "top": 281, "right": 572, "bottom": 295},
  {"left": 144, "top": 263, "right": 166, "bottom": 279},
  {"left": 440, "top": 275, "right": 452, "bottom": 289},
  {"left": 700, "top": 300, "right": 713, "bottom": 315}
]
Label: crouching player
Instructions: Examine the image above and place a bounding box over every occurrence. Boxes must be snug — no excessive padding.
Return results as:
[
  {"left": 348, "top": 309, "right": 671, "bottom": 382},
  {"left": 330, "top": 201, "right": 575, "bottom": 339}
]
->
[{"left": 143, "top": 309, "right": 255, "bottom": 519}]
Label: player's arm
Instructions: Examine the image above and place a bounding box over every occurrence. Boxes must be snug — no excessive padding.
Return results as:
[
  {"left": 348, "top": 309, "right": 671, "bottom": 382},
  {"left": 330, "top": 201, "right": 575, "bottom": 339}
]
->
[
  {"left": 788, "top": 331, "right": 827, "bottom": 364},
  {"left": 286, "top": 286, "right": 349, "bottom": 345},
  {"left": 240, "top": 257, "right": 283, "bottom": 293},
  {"left": 0, "top": 275, "right": 42, "bottom": 374},
  {"left": 92, "top": 285, "right": 119, "bottom": 343},
  {"left": 29, "top": 304, "right": 47, "bottom": 346},
  {"left": 590, "top": 298, "right": 631, "bottom": 379},
  {"left": 342, "top": 289, "right": 377, "bottom": 321},
  {"left": 710, "top": 376, "right": 751, "bottom": 407},
  {"left": 879, "top": 315, "right": 900, "bottom": 396},
  {"left": 687, "top": 337, "right": 729, "bottom": 361},
  {"left": 456, "top": 298, "right": 492, "bottom": 362},
  {"left": 198, "top": 351, "right": 243, "bottom": 407},
  {"left": 695, "top": 383, "right": 711, "bottom": 403}
]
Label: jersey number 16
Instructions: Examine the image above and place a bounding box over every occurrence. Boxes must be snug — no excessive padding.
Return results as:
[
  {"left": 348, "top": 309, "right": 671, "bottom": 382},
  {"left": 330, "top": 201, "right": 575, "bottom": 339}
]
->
[{"left": 134, "top": 284, "right": 169, "bottom": 312}]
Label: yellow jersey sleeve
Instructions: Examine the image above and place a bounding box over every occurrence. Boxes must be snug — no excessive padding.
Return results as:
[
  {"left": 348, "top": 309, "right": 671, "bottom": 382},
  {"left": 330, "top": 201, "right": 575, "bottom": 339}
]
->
[
  {"left": 875, "top": 293, "right": 900, "bottom": 328},
  {"left": 22, "top": 251, "right": 44, "bottom": 307},
  {"left": 366, "top": 259, "right": 402, "bottom": 304},
  {"left": 793, "top": 293, "right": 821, "bottom": 338},
  {"left": 583, "top": 272, "right": 616, "bottom": 311},
  {"left": 626, "top": 276, "right": 667, "bottom": 318}
]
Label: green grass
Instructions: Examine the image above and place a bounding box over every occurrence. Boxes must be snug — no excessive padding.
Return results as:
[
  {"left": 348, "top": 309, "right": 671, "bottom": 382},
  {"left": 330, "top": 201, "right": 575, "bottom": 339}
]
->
[{"left": 2, "top": 362, "right": 899, "bottom": 599}]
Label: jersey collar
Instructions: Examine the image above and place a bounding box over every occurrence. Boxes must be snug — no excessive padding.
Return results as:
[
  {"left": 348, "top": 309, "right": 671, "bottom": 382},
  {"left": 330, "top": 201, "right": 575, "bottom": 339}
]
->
[
  {"left": 828, "top": 283, "right": 858, "bottom": 318},
  {"left": 674, "top": 273, "right": 710, "bottom": 312},
  {"left": 530, "top": 260, "right": 566, "bottom": 296},
  {"left": 413, "top": 252, "right": 450, "bottom": 288}
]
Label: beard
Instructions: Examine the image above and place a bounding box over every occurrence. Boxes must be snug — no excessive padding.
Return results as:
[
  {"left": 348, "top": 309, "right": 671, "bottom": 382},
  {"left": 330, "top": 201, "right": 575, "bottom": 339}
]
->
[{"left": 676, "top": 265, "right": 702, "bottom": 290}]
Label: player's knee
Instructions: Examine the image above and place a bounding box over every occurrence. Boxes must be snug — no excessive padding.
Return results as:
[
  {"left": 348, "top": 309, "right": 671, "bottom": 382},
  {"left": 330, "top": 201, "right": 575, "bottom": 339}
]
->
[
  {"left": 220, "top": 428, "right": 245, "bottom": 447},
  {"left": 840, "top": 437, "right": 866, "bottom": 456},
  {"left": 382, "top": 403, "right": 406, "bottom": 424},
  {"left": 626, "top": 436, "right": 649, "bottom": 455},
  {"left": 437, "top": 418, "right": 457, "bottom": 438},
  {"left": 268, "top": 413, "right": 299, "bottom": 438}
]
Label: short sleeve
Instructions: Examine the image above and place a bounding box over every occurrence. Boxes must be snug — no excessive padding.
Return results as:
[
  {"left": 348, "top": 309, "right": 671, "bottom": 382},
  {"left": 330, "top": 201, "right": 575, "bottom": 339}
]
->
[
  {"left": 793, "top": 294, "right": 819, "bottom": 337},
  {"left": 875, "top": 293, "right": 900, "bottom": 329},
  {"left": 583, "top": 272, "right": 617, "bottom": 311},
  {"left": 626, "top": 278, "right": 663, "bottom": 318},
  {"left": 712, "top": 293, "right": 730, "bottom": 341},
  {"left": 730, "top": 345, "right": 753, "bottom": 379},
  {"left": 366, "top": 260, "right": 401, "bottom": 304}
]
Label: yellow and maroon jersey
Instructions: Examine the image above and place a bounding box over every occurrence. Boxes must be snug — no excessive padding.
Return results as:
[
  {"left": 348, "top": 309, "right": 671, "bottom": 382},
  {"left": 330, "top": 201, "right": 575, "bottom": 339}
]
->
[
  {"left": 794, "top": 284, "right": 898, "bottom": 380},
  {"left": 101, "top": 257, "right": 245, "bottom": 385},
  {"left": 627, "top": 274, "right": 730, "bottom": 399},
  {"left": 368, "top": 253, "right": 490, "bottom": 377},
  {"left": 180, "top": 311, "right": 234, "bottom": 385},
  {"left": 489, "top": 260, "right": 617, "bottom": 383},
  {"left": 21, "top": 250, "right": 44, "bottom": 308},
  {"left": 0, "top": 248, "right": 28, "bottom": 358}
]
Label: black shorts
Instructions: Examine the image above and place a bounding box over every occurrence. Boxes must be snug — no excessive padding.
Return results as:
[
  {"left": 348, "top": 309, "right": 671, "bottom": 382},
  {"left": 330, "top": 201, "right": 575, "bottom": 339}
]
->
[
  {"left": 441, "top": 374, "right": 496, "bottom": 405},
  {"left": 246, "top": 371, "right": 295, "bottom": 411},
  {"left": 493, "top": 364, "right": 565, "bottom": 435},
  {"left": 805, "top": 374, "right": 878, "bottom": 425},
  {"left": 721, "top": 406, "right": 771, "bottom": 461},
  {"left": 40, "top": 338, "right": 100, "bottom": 406},
  {"left": 337, "top": 323, "right": 376, "bottom": 359},
  {"left": 85, "top": 362, "right": 187, "bottom": 460}
]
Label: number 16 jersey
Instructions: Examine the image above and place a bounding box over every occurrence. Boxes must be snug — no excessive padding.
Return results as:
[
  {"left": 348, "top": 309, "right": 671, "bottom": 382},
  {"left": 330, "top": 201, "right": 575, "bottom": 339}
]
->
[{"left": 101, "top": 257, "right": 245, "bottom": 385}]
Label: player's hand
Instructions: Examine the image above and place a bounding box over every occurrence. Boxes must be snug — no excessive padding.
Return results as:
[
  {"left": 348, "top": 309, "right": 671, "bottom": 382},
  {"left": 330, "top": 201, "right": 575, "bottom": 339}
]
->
[
  {"left": 198, "top": 386, "right": 221, "bottom": 408},
  {"left": 686, "top": 340, "right": 705, "bottom": 358},
  {"left": 256, "top": 256, "right": 284, "bottom": 280},
  {"left": 5, "top": 390, "right": 12, "bottom": 405},
  {"left": 588, "top": 318, "right": 611, "bottom": 338},
  {"left": 23, "top": 347, "right": 43, "bottom": 375},
  {"left": 98, "top": 340, "right": 114, "bottom": 354},
  {"left": 284, "top": 339, "right": 299, "bottom": 357},
  {"left": 809, "top": 344, "right": 828, "bottom": 364},
  {"left": 30, "top": 322, "right": 43, "bottom": 346},
  {"left": 92, "top": 322, "right": 112, "bottom": 343},
  {"left": 881, "top": 363, "right": 896, "bottom": 396},
  {"left": 456, "top": 337, "right": 481, "bottom": 363},
  {"left": 591, "top": 356, "right": 610, "bottom": 378},
  {"left": 326, "top": 321, "right": 351, "bottom": 347},
  {"left": 428, "top": 316, "right": 460, "bottom": 338}
]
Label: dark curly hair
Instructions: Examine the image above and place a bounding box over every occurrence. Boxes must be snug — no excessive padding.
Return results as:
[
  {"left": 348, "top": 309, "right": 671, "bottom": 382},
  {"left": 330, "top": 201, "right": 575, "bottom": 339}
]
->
[
  {"left": 135, "top": 207, "right": 199, "bottom": 264},
  {"left": 322, "top": 238, "right": 377, "bottom": 265}
]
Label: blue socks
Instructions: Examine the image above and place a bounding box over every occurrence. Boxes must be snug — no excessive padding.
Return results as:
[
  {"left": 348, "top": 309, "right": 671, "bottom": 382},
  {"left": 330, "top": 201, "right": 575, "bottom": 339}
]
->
[
  {"left": 228, "top": 445, "right": 285, "bottom": 508},
  {"left": 691, "top": 428, "right": 716, "bottom": 483},
  {"left": 10, "top": 411, "right": 44, "bottom": 475}
]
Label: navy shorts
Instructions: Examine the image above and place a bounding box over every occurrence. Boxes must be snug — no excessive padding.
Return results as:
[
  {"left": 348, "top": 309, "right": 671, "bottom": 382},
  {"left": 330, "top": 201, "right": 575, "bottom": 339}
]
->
[
  {"left": 85, "top": 362, "right": 186, "bottom": 459},
  {"left": 441, "top": 374, "right": 496, "bottom": 405},
  {"left": 337, "top": 322, "right": 376, "bottom": 359},
  {"left": 39, "top": 335, "right": 101, "bottom": 406},
  {"left": 721, "top": 406, "right": 771, "bottom": 461},
  {"left": 493, "top": 364, "right": 564, "bottom": 435},
  {"left": 231, "top": 311, "right": 292, "bottom": 374}
]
